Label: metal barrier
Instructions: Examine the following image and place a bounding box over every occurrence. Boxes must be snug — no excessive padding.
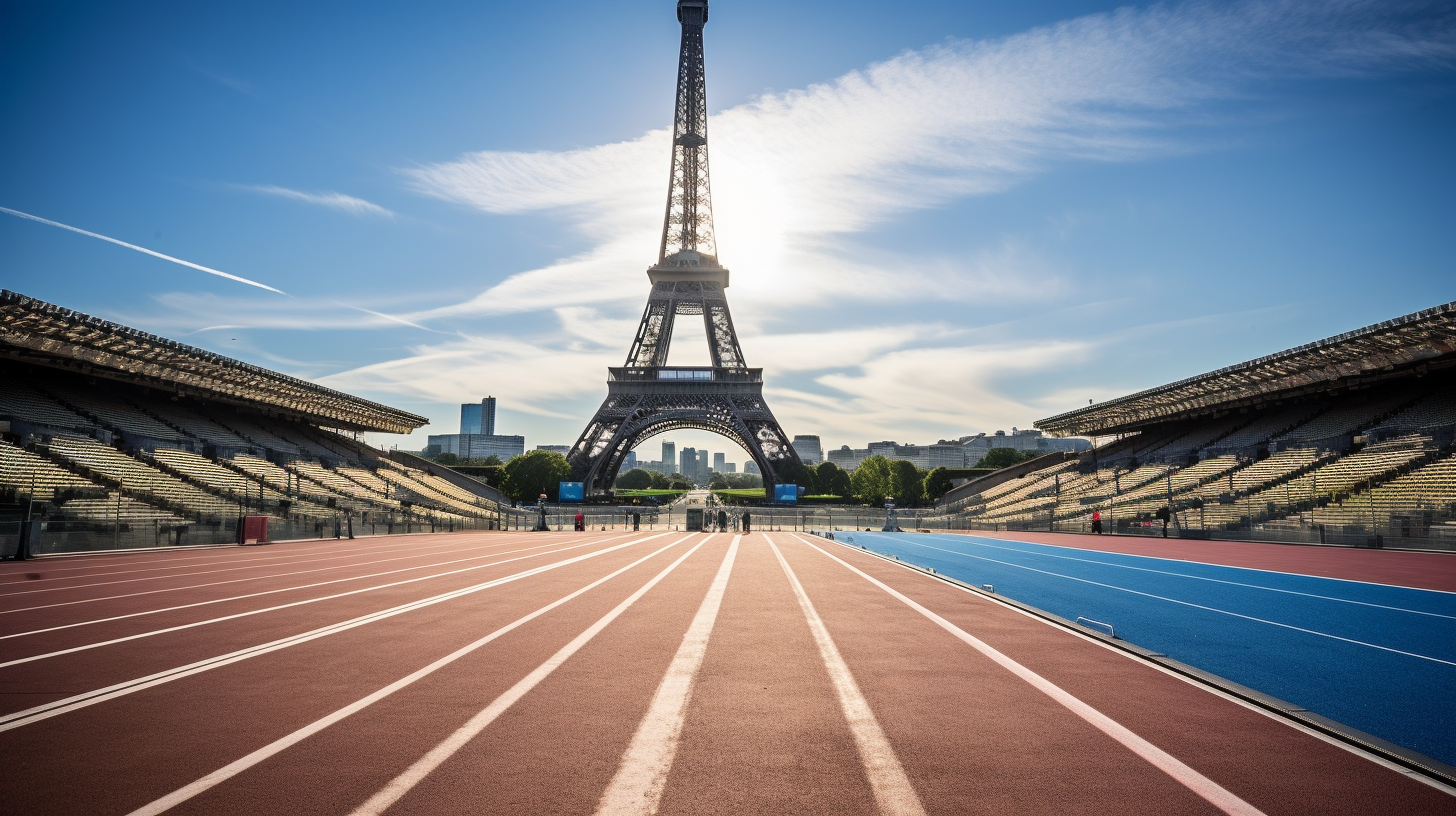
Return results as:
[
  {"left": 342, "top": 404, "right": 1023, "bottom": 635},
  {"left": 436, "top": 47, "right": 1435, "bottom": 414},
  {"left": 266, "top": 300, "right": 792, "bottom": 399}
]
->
[{"left": 1076, "top": 617, "right": 1117, "bottom": 638}]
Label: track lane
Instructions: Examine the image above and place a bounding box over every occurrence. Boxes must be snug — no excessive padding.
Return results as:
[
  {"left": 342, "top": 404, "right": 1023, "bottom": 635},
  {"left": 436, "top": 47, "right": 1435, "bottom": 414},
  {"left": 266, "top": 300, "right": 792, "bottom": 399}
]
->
[
  {"left": 654, "top": 534, "right": 878, "bottom": 816},
  {"left": 156, "top": 535, "right": 732, "bottom": 816},
  {"left": 0, "top": 536, "right": 624, "bottom": 665},
  {"left": 0, "top": 532, "right": 595, "bottom": 612},
  {"left": 0, "top": 536, "right": 657, "bottom": 720},
  {"left": 1, "top": 530, "right": 1450, "bottom": 815},
  {"left": 0, "top": 535, "right": 703, "bottom": 816},
  {"left": 787, "top": 534, "right": 1456, "bottom": 815},
  {"left": 0, "top": 533, "right": 517, "bottom": 590},
  {"left": 130, "top": 534, "right": 706, "bottom": 816},
  {"left": 958, "top": 531, "right": 1456, "bottom": 592},
  {"left": 0, "top": 533, "right": 632, "bottom": 639}
]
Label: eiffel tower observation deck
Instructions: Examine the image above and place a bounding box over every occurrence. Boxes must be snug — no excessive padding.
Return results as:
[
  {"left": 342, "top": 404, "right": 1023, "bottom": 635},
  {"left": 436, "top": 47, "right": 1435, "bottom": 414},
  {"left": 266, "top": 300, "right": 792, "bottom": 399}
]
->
[{"left": 566, "top": 0, "right": 803, "bottom": 497}]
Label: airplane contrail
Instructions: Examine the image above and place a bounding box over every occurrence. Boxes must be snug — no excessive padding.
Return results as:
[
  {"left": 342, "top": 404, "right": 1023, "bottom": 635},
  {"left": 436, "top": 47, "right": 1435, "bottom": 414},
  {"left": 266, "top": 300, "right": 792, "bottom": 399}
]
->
[{"left": 0, "top": 206, "right": 286, "bottom": 295}]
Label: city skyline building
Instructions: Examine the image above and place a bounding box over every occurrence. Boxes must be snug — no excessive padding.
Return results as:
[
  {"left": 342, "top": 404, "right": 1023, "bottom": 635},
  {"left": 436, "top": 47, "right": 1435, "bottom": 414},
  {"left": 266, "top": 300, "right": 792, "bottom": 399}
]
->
[
  {"left": 791, "top": 435, "right": 823, "bottom": 465},
  {"left": 460, "top": 397, "right": 496, "bottom": 436},
  {"left": 427, "top": 433, "right": 524, "bottom": 460}
]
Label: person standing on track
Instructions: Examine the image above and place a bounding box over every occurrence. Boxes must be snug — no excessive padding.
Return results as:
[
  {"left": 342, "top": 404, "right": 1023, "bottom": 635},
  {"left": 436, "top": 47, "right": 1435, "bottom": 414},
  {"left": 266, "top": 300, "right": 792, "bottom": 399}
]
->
[
  {"left": 574, "top": 512, "right": 585, "bottom": 532},
  {"left": 1091, "top": 509, "right": 1103, "bottom": 535},
  {"left": 742, "top": 511, "right": 751, "bottom": 533}
]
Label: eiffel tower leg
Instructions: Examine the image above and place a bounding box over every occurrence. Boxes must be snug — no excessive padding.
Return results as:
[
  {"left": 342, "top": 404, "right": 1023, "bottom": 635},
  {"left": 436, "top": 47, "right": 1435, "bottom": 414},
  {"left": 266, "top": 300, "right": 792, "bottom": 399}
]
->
[{"left": 567, "top": 384, "right": 801, "bottom": 496}]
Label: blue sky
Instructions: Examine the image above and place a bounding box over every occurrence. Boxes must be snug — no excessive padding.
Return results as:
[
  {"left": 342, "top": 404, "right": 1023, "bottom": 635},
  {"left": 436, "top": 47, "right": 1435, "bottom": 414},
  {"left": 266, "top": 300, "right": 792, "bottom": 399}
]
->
[{"left": 3, "top": 0, "right": 1454, "bottom": 467}]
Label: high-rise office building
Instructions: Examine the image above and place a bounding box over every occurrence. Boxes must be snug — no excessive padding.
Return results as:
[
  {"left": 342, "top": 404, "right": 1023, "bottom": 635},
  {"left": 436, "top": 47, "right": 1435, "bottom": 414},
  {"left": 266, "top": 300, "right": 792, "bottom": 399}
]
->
[
  {"left": 460, "top": 397, "right": 497, "bottom": 435},
  {"left": 696, "top": 450, "right": 709, "bottom": 483},
  {"left": 680, "top": 447, "right": 697, "bottom": 480},
  {"left": 712, "top": 452, "right": 725, "bottom": 472},
  {"left": 662, "top": 441, "right": 676, "bottom": 474},
  {"left": 791, "top": 435, "right": 823, "bottom": 464}
]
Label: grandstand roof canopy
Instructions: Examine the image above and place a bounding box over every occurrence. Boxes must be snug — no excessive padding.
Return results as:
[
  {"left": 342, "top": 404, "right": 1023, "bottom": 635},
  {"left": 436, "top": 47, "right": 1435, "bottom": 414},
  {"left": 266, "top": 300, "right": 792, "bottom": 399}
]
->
[
  {"left": 1036, "top": 301, "right": 1456, "bottom": 437},
  {"left": 0, "top": 290, "right": 428, "bottom": 434}
]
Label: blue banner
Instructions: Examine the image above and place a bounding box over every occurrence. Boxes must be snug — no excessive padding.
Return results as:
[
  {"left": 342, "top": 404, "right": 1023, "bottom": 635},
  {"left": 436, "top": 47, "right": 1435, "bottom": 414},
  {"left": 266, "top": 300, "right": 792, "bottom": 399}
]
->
[
  {"left": 774, "top": 483, "right": 798, "bottom": 503},
  {"left": 558, "top": 481, "right": 584, "bottom": 502}
]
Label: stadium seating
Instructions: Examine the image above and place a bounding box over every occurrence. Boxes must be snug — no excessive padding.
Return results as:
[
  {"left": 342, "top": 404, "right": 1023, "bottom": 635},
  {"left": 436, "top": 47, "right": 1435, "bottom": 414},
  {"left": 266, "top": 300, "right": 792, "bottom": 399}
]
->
[
  {"left": 0, "top": 439, "right": 96, "bottom": 500},
  {"left": 0, "top": 383, "right": 93, "bottom": 434},
  {"left": 41, "top": 383, "right": 186, "bottom": 444},
  {"left": 45, "top": 435, "right": 243, "bottom": 519},
  {"left": 1370, "top": 382, "right": 1456, "bottom": 435}
]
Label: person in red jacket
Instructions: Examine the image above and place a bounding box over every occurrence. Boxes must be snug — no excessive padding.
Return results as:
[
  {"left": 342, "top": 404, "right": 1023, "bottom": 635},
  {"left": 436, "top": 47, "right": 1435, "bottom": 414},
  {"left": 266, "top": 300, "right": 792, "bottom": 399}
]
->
[
  {"left": 1091, "top": 510, "right": 1103, "bottom": 535},
  {"left": 574, "top": 512, "right": 585, "bottom": 532}
]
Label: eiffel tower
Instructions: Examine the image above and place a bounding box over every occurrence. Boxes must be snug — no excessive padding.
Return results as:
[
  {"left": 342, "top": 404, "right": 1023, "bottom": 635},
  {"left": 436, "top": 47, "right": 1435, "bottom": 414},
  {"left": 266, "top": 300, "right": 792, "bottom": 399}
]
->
[{"left": 566, "top": 0, "right": 802, "bottom": 496}]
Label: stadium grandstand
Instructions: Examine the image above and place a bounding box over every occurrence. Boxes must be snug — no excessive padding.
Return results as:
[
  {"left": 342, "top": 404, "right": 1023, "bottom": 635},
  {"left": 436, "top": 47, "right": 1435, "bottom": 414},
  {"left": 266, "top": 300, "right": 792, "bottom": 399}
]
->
[
  {"left": 0, "top": 289, "right": 518, "bottom": 556},
  {"left": 938, "top": 301, "right": 1456, "bottom": 550}
]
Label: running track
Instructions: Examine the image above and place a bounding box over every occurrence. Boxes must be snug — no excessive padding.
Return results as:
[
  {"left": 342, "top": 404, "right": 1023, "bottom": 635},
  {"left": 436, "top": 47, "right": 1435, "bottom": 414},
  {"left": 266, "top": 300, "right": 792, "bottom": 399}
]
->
[{"left": 0, "top": 531, "right": 1451, "bottom": 815}]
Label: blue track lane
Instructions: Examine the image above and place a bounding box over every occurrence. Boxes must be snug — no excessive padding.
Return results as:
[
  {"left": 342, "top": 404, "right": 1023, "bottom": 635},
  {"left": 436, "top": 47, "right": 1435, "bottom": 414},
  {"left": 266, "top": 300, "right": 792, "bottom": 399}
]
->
[{"left": 832, "top": 531, "right": 1456, "bottom": 766}]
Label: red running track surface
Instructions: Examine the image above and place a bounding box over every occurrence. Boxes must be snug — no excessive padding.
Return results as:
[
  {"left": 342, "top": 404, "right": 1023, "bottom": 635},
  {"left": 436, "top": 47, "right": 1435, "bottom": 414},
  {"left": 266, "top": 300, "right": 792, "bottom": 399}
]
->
[
  {"left": 949, "top": 530, "right": 1456, "bottom": 592},
  {"left": 0, "top": 531, "right": 1450, "bottom": 815}
]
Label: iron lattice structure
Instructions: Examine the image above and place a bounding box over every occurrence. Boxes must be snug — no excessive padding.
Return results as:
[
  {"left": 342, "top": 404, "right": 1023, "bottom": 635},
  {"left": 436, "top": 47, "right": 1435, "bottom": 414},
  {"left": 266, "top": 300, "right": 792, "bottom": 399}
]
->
[
  {"left": 660, "top": 0, "right": 715, "bottom": 261},
  {"left": 568, "top": 0, "right": 801, "bottom": 496}
]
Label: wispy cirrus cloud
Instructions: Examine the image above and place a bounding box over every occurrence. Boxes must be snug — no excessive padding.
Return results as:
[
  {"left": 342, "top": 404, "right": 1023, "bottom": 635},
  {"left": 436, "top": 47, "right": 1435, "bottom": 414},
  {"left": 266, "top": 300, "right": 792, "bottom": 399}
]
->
[{"left": 241, "top": 185, "right": 395, "bottom": 218}]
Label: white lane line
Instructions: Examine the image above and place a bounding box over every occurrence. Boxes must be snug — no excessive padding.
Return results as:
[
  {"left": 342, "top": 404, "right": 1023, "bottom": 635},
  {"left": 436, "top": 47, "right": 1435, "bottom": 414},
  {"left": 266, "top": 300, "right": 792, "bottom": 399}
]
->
[
  {"left": 592, "top": 536, "right": 740, "bottom": 816},
  {"left": 0, "top": 539, "right": 617, "bottom": 668},
  {"left": 795, "top": 535, "right": 1268, "bottom": 816},
  {"left": 0, "top": 533, "right": 600, "bottom": 599},
  {"left": 0, "top": 538, "right": 596, "bottom": 637},
  {"left": 124, "top": 534, "right": 702, "bottom": 816},
  {"left": 0, "top": 535, "right": 664, "bottom": 732},
  {"left": 868, "top": 538, "right": 1456, "bottom": 668},
  {"left": 914, "top": 534, "right": 1456, "bottom": 620},
  {"left": 346, "top": 535, "right": 719, "bottom": 816},
  {"left": 766, "top": 536, "right": 926, "bottom": 816}
]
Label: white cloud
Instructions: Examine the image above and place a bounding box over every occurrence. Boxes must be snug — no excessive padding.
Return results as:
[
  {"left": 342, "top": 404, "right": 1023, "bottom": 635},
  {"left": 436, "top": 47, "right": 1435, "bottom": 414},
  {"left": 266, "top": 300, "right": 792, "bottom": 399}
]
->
[
  {"left": 242, "top": 185, "right": 395, "bottom": 218},
  {"left": 402, "top": 0, "right": 1453, "bottom": 321}
]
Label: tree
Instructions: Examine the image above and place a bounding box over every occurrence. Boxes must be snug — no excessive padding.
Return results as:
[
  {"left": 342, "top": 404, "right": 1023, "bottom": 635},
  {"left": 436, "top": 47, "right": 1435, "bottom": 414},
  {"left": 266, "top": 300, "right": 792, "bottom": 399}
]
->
[
  {"left": 708, "top": 472, "right": 729, "bottom": 490},
  {"left": 479, "top": 454, "right": 503, "bottom": 466},
  {"left": 615, "top": 468, "right": 654, "bottom": 490},
  {"left": 668, "top": 477, "right": 693, "bottom": 490},
  {"left": 922, "top": 466, "right": 954, "bottom": 504},
  {"left": 888, "top": 459, "right": 923, "bottom": 505},
  {"left": 649, "top": 471, "right": 671, "bottom": 489},
  {"left": 433, "top": 452, "right": 460, "bottom": 466},
  {"left": 774, "top": 459, "right": 818, "bottom": 495},
  {"left": 975, "top": 448, "right": 1043, "bottom": 469},
  {"left": 850, "top": 455, "right": 893, "bottom": 505},
  {"left": 815, "top": 461, "right": 852, "bottom": 498},
  {"left": 502, "top": 450, "right": 572, "bottom": 502}
]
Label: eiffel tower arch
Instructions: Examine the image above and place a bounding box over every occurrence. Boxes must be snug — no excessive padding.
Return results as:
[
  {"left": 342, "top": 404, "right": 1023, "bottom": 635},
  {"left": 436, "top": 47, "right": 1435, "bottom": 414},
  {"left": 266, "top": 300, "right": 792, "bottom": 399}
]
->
[{"left": 567, "top": 0, "right": 802, "bottom": 496}]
